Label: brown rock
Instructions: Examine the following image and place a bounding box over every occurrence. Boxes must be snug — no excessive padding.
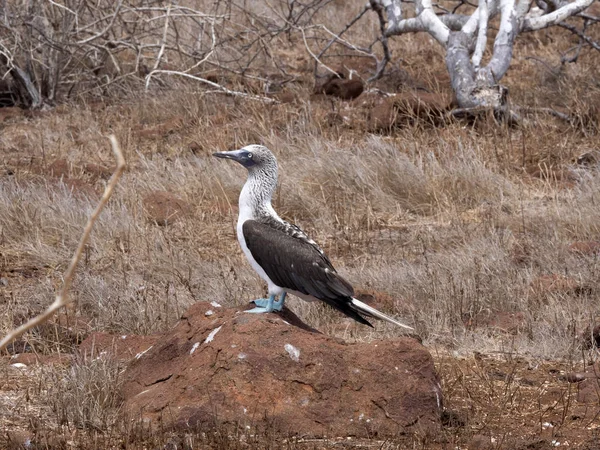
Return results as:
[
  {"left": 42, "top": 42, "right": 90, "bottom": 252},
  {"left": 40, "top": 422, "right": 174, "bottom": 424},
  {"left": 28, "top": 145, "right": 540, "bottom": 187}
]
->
[
  {"left": 569, "top": 241, "right": 600, "bottom": 256},
  {"left": 79, "top": 332, "right": 160, "bottom": 362},
  {"left": 315, "top": 74, "right": 364, "bottom": 100},
  {"left": 530, "top": 274, "right": 583, "bottom": 296},
  {"left": 40, "top": 159, "right": 99, "bottom": 198},
  {"left": 563, "top": 372, "right": 587, "bottom": 383},
  {"left": 577, "top": 377, "right": 600, "bottom": 403},
  {"left": 143, "top": 191, "right": 190, "bottom": 225},
  {"left": 121, "top": 301, "right": 442, "bottom": 438}
]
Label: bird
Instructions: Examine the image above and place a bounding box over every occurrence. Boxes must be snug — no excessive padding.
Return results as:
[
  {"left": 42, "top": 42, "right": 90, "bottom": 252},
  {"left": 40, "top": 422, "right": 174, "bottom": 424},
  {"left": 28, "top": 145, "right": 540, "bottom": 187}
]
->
[{"left": 213, "top": 145, "right": 413, "bottom": 330}]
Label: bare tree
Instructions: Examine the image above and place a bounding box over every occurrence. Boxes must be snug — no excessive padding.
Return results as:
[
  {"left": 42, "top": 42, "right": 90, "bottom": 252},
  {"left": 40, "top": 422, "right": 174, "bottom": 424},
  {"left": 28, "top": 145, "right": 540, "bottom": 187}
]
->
[
  {"left": 0, "top": 0, "right": 342, "bottom": 107},
  {"left": 0, "top": 1, "right": 290, "bottom": 107},
  {"left": 365, "top": 0, "right": 599, "bottom": 112}
]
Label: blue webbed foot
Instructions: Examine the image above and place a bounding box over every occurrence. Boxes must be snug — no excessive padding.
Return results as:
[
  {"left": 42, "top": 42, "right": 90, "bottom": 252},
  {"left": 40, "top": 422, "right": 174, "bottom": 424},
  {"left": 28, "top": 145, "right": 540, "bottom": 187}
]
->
[
  {"left": 248, "top": 293, "right": 287, "bottom": 313},
  {"left": 251, "top": 298, "right": 272, "bottom": 308}
]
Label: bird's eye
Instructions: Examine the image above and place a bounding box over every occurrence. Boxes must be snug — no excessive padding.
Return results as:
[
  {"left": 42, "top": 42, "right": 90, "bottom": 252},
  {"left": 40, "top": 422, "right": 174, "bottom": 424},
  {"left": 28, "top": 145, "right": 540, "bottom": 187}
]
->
[{"left": 247, "top": 152, "right": 253, "bottom": 159}]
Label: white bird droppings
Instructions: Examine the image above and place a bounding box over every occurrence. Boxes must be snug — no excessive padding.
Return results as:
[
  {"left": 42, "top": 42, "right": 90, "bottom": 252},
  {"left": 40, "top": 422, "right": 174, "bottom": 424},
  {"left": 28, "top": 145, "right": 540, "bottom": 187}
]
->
[
  {"left": 238, "top": 353, "right": 247, "bottom": 359},
  {"left": 11, "top": 363, "right": 27, "bottom": 369},
  {"left": 284, "top": 343, "right": 300, "bottom": 362},
  {"left": 204, "top": 326, "right": 222, "bottom": 344},
  {"left": 135, "top": 346, "right": 153, "bottom": 359},
  {"left": 205, "top": 310, "right": 214, "bottom": 316},
  {"left": 210, "top": 301, "right": 222, "bottom": 308},
  {"left": 190, "top": 342, "right": 200, "bottom": 354}
]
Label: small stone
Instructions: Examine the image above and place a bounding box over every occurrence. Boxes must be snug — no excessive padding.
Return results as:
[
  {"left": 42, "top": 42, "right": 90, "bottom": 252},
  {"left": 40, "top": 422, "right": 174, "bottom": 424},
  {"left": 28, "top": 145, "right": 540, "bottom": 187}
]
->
[
  {"left": 315, "top": 74, "right": 364, "bottom": 100},
  {"left": 577, "top": 378, "right": 600, "bottom": 403},
  {"left": 563, "top": 372, "right": 586, "bottom": 383}
]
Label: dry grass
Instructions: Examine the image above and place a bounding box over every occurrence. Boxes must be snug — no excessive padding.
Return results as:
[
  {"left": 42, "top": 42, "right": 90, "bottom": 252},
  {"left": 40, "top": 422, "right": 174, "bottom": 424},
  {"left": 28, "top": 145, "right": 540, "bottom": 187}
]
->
[{"left": 1, "top": 3, "right": 600, "bottom": 447}]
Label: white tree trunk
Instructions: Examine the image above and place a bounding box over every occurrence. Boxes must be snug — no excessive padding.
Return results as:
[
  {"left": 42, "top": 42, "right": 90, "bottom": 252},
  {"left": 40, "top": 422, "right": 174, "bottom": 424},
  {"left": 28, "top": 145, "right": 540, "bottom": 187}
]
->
[{"left": 374, "top": 0, "right": 597, "bottom": 111}]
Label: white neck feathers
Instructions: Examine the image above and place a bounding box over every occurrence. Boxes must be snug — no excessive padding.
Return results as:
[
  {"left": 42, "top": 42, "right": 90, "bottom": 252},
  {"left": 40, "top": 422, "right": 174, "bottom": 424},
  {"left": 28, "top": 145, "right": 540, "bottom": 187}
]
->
[{"left": 238, "top": 166, "right": 279, "bottom": 222}]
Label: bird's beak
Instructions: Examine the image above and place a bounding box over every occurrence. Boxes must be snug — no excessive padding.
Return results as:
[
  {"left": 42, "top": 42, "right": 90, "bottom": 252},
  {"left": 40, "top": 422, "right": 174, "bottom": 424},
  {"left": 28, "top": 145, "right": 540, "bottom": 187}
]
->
[{"left": 212, "top": 150, "right": 245, "bottom": 163}]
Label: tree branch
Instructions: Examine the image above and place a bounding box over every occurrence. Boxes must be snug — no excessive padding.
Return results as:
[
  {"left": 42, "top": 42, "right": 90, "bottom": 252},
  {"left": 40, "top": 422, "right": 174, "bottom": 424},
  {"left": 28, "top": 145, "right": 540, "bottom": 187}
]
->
[
  {"left": 472, "top": 0, "right": 489, "bottom": 68},
  {"left": 369, "top": 0, "right": 393, "bottom": 81},
  {"left": 488, "top": 0, "right": 518, "bottom": 80},
  {"left": 377, "top": 0, "right": 403, "bottom": 34},
  {"left": 521, "top": 0, "right": 594, "bottom": 31},
  {"left": 145, "top": 70, "right": 277, "bottom": 103},
  {"left": 558, "top": 21, "right": 600, "bottom": 52}
]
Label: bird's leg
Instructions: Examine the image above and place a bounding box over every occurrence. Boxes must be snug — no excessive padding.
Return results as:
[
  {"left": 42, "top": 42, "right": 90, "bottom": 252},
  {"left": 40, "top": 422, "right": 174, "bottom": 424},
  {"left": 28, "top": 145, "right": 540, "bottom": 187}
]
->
[
  {"left": 248, "top": 292, "right": 287, "bottom": 313},
  {"left": 273, "top": 292, "right": 286, "bottom": 311}
]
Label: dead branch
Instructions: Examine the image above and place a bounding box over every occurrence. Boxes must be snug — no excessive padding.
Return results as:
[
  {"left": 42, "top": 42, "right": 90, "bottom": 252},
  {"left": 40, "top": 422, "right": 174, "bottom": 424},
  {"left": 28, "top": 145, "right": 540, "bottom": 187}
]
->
[
  {"left": 144, "top": 70, "right": 278, "bottom": 103},
  {"left": 516, "top": 106, "right": 576, "bottom": 122},
  {"left": 0, "top": 135, "right": 126, "bottom": 353},
  {"left": 557, "top": 21, "right": 600, "bottom": 52},
  {"left": 314, "top": 4, "right": 370, "bottom": 77}
]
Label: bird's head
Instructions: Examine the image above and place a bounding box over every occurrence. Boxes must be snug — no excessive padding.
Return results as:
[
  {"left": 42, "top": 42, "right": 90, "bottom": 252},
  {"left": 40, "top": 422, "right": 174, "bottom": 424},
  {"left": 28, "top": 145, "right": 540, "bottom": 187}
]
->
[{"left": 212, "top": 145, "right": 276, "bottom": 171}]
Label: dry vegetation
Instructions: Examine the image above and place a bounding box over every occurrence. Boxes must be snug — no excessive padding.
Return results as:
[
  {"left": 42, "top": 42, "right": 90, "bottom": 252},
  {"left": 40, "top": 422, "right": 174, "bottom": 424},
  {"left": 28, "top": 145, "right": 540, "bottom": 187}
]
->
[{"left": 1, "top": 0, "right": 600, "bottom": 448}]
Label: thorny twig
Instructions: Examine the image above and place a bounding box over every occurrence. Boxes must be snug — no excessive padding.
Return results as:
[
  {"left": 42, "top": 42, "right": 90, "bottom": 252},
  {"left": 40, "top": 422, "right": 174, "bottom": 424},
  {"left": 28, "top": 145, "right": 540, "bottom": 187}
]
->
[{"left": 0, "top": 136, "right": 126, "bottom": 353}]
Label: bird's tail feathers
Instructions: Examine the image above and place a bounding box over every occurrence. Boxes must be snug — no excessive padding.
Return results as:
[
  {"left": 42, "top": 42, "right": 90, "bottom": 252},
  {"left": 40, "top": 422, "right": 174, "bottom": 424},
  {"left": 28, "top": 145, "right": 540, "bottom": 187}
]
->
[{"left": 350, "top": 298, "right": 414, "bottom": 331}]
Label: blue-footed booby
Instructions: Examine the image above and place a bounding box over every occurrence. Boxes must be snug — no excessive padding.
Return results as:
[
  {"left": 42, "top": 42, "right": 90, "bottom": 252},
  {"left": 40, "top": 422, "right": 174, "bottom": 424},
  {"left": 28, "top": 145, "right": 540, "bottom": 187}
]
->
[{"left": 213, "top": 145, "right": 413, "bottom": 330}]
